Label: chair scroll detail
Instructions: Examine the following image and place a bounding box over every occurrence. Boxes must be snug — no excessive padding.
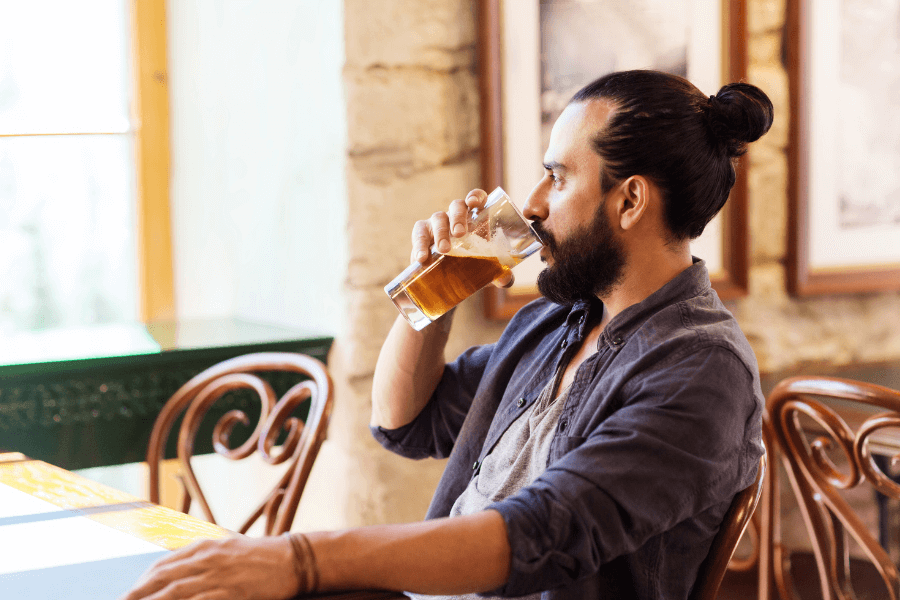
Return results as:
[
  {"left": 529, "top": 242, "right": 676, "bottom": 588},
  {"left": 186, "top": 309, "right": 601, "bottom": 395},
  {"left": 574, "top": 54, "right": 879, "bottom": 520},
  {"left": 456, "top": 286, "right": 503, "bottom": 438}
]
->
[
  {"left": 146, "top": 352, "right": 334, "bottom": 536},
  {"left": 764, "top": 376, "right": 900, "bottom": 600},
  {"left": 689, "top": 451, "right": 766, "bottom": 600}
]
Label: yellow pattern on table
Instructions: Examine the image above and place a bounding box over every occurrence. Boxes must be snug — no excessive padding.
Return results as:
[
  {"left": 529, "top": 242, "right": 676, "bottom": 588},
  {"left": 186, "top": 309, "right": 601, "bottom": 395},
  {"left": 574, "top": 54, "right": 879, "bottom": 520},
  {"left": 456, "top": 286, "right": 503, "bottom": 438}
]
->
[{"left": 0, "top": 457, "right": 231, "bottom": 550}]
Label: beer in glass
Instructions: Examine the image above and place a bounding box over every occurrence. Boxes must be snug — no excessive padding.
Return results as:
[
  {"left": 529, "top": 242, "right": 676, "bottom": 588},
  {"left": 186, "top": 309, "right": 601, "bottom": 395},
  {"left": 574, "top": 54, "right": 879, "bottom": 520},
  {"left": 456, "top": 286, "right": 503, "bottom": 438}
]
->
[{"left": 385, "top": 187, "right": 542, "bottom": 330}]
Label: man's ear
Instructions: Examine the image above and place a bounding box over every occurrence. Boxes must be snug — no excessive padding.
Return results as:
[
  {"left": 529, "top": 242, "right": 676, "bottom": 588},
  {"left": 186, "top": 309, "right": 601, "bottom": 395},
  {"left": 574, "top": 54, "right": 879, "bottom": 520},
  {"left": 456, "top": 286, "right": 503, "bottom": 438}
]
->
[{"left": 616, "top": 175, "right": 650, "bottom": 231}]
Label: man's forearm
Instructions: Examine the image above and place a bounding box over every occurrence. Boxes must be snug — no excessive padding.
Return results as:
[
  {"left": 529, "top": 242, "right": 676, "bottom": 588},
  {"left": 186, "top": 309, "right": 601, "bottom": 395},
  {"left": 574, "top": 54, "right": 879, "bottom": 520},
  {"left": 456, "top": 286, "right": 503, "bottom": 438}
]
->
[
  {"left": 306, "top": 510, "right": 510, "bottom": 594},
  {"left": 371, "top": 311, "right": 454, "bottom": 430}
]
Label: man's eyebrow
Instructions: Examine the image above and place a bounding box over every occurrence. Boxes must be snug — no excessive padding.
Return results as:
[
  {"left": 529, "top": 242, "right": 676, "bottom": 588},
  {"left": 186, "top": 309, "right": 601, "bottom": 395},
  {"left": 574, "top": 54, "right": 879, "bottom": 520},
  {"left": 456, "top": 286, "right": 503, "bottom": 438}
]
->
[{"left": 543, "top": 161, "right": 566, "bottom": 172}]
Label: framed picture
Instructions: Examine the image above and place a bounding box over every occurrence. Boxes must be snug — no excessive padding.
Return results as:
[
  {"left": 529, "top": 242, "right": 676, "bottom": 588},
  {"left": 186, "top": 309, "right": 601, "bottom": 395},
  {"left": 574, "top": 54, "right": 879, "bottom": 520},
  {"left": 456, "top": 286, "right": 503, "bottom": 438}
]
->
[
  {"left": 786, "top": 0, "right": 900, "bottom": 295},
  {"left": 477, "top": 0, "right": 749, "bottom": 320}
]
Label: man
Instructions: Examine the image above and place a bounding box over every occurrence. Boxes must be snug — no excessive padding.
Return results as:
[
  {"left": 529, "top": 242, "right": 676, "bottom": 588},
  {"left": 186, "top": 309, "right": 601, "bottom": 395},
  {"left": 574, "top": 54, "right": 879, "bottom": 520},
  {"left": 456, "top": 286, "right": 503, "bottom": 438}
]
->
[{"left": 123, "top": 70, "right": 773, "bottom": 600}]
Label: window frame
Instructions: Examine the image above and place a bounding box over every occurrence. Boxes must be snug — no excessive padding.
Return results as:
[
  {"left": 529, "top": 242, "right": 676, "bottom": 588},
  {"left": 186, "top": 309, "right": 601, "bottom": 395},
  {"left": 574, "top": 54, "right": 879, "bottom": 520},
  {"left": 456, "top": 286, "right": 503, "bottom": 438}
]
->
[{"left": 132, "top": 0, "right": 175, "bottom": 322}]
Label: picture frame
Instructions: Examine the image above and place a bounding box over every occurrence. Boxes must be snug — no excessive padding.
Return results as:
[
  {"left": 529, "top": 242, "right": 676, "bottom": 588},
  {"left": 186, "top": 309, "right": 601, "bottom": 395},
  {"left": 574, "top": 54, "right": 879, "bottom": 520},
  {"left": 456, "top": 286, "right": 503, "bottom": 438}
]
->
[
  {"left": 477, "top": 0, "right": 750, "bottom": 320},
  {"left": 786, "top": 0, "right": 900, "bottom": 295}
]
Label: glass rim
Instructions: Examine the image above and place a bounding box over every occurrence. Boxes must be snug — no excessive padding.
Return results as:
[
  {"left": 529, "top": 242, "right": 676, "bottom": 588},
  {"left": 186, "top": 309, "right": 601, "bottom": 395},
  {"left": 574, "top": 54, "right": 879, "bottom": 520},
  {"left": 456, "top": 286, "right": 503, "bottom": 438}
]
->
[{"left": 486, "top": 186, "right": 545, "bottom": 246}]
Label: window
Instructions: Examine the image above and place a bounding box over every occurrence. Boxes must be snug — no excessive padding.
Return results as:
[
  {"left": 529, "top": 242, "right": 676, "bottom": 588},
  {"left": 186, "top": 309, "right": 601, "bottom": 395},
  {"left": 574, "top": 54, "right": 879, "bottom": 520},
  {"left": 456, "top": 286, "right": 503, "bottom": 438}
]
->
[{"left": 0, "top": 0, "right": 172, "bottom": 336}]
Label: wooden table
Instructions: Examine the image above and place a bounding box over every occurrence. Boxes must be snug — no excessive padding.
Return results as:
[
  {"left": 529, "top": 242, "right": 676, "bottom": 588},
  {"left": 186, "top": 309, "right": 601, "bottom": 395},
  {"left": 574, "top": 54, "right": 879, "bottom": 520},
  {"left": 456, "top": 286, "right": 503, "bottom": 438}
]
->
[
  {"left": 0, "top": 452, "right": 231, "bottom": 599},
  {"left": 0, "top": 452, "right": 405, "bottom": 600}
]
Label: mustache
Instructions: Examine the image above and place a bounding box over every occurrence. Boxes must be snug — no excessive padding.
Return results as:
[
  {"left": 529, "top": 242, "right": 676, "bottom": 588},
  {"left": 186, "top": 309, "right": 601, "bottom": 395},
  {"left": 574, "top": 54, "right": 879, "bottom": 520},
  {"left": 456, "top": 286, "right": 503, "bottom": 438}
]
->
[{"left": 530, "top": 221, "right": 556, "bottom": 252}]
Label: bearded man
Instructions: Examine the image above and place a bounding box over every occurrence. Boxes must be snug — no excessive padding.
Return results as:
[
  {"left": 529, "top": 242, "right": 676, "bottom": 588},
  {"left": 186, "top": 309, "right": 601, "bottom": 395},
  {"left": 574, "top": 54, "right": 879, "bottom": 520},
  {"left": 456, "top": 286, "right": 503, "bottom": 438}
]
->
[
  {"left": 368, "top": 69, "right": 772, "bottom": 599},
  {"left": 124, "top": 70, "right": 773, "bottom": 600}
]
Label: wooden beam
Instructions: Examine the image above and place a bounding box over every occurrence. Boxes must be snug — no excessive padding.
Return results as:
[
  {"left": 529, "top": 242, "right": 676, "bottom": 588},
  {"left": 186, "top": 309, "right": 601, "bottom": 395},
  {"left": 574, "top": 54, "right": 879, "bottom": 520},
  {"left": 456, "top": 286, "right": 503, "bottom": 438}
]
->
[{"left": 132, "top": 0, "right": 175, "bottom": 322}]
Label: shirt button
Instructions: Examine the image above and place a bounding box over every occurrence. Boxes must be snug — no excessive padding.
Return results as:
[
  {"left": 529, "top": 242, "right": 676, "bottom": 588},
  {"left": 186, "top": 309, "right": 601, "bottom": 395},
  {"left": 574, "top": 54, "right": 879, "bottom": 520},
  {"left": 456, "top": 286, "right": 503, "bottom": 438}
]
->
[
  {"left": 612, "top": 335, "right": 624, "bottom": 346},
  {"left": 473, "top": 461, "right": 480, "bottom": 471},
  {"left": 559, "top": 421, "right": 567, "bottom": 431},
  {"left": 517, "top": 397, "right": 526, "bottom": 408},
  {"left": 578, "top": 315, "right": 585, "bottom": 324},
  {"left": 561, "top": 339, "right": 568, "bottom": 349}
]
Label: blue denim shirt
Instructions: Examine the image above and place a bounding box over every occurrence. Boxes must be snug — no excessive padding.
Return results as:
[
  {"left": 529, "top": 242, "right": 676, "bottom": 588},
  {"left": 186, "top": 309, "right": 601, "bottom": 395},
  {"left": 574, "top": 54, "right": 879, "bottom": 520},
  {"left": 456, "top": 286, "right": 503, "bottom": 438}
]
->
[{"left": 372, "top": 260, "right": 764, "bottom": 599}]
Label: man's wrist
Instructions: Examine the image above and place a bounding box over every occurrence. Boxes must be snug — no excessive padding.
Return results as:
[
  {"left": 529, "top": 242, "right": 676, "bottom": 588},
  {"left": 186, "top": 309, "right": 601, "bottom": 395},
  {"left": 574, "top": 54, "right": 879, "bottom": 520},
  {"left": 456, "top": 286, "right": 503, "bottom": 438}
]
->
[{"left": 284, "top": 532, "right": 320, "bottom": 594}]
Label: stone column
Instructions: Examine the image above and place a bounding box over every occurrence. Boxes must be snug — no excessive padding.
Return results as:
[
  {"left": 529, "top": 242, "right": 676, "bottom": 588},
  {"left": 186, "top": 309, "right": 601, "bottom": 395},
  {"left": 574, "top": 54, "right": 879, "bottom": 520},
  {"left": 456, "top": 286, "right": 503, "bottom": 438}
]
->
[{"left": 306, "top": 0, "right": 496, "bottom": 529}]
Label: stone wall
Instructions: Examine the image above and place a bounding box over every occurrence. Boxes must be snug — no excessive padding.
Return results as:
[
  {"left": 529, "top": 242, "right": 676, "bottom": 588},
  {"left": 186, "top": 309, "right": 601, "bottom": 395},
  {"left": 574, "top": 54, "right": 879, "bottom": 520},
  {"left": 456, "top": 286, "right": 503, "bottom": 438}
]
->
[
  {"left": 325, "top": 0, "right": 900, "bottom": 528},
  {"left": 319, "top": 0, "right": 503, "bottom": 528}
]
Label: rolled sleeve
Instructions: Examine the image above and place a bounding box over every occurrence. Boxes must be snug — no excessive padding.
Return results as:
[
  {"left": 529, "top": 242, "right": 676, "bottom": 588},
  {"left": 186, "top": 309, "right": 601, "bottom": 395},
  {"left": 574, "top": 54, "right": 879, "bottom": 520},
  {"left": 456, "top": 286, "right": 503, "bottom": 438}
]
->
[{"left": 371, "top": 343, "right": 494, "bottom": 460}]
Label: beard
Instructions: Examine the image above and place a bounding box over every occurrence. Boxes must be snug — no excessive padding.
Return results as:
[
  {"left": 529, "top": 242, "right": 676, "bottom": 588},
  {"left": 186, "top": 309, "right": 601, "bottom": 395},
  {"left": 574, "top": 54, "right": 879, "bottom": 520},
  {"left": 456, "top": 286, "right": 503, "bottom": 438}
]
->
[{"left": 532, "top": 202, "right": 627, "bottom": 306}]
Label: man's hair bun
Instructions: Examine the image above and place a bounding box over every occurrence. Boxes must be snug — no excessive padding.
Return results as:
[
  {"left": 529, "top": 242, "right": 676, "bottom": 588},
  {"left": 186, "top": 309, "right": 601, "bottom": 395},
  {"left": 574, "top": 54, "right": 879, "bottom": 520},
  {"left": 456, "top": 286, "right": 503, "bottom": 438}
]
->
[{"left": 706, "top": 82, "right": 774, "bottom": 157}]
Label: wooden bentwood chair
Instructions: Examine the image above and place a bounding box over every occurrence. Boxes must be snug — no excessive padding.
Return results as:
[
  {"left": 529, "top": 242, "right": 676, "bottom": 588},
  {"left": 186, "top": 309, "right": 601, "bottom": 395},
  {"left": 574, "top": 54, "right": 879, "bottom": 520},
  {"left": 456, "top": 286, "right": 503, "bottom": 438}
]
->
[
  {"left": 689, "top": 451, "right": 767, "bottom": 600},
  {"left": 761, "top": 376, "right": 900, "bottom": 600},
  {"left": 146, "top": 352, "right": 333, "bottom": 536}
]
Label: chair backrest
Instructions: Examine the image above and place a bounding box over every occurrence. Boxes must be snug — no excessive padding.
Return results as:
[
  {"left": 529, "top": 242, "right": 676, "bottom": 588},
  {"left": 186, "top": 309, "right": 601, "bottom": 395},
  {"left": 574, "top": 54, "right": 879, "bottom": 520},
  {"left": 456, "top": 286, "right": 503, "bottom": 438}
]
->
[
  {"left": 146, "top": 351, "right": 333, "bottom": 536},
  {"left": 689, "top": 451, "right": 766, "bottom": 600},
  {"left": 765, "top": 376, "right": 900, "bottom": 600}
]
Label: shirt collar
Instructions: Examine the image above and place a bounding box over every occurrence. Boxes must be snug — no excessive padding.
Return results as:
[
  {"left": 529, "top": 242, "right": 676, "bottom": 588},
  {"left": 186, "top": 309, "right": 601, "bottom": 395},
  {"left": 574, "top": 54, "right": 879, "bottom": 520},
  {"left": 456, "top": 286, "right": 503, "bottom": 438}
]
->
[
  {"left": 561, "top": 257, "right": 711, "bottom": 343},
  {"left": 563, "top": 297, "right": 602, "bottom": 334}
]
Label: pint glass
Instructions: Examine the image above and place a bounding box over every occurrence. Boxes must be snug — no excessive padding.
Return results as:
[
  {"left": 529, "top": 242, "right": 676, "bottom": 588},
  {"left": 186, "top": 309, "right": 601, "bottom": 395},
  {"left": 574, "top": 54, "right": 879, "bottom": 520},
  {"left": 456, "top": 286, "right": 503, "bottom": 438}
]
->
[{"left": 384, "top": 187, "right": 543, "bottom": 330}]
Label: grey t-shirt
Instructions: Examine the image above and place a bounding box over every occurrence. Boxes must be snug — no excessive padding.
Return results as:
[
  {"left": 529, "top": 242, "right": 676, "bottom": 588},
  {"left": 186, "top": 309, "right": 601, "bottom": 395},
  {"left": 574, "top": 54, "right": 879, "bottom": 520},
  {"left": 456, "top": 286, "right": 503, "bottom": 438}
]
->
[{"left": 413, "top": 376, "right": 571, "bottom": 600}]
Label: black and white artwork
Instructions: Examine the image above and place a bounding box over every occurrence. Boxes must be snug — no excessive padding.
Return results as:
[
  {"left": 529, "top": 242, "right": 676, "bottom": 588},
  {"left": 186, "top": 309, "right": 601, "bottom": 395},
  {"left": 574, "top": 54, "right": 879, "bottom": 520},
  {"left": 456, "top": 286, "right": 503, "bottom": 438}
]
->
[
  {"left": 539, "top": 0, "right": 692, "bottom": 152},
  {"left": 836, "top": 0, "right": 900, "bottom": 230},
  {"left": 801, "top": 0, "right": 900, "bottom": 281}
]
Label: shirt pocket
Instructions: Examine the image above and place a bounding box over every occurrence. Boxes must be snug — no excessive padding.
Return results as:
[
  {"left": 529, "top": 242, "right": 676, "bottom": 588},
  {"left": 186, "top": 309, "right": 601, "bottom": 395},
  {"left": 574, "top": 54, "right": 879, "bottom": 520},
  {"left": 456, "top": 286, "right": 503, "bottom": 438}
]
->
[{"left": 549, "top": 434, "right": 587, "bottom": 464}]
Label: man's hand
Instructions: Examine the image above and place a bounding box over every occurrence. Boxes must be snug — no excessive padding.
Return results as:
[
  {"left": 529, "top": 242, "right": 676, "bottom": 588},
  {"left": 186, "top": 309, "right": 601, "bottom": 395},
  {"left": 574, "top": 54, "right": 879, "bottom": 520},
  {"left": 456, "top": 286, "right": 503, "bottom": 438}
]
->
[
  {"left": 121, "top": 512, "right": 510, "bottom": 599},
  {"left": 411, "top": 188, "right": 514, "bottom": 288},
  {"left": 372, "top": 189, "right": 516, "bottom": 430},
  {"left": 120, "top": 535, "right": 301, "bottom": 600}
]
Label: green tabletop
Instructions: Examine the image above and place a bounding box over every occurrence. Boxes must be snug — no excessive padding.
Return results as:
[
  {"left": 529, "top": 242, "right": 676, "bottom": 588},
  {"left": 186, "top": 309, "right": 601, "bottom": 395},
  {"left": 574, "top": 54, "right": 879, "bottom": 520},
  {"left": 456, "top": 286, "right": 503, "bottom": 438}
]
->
[{"left": 0, "top": 319, "right": 334, "bottom": 470}]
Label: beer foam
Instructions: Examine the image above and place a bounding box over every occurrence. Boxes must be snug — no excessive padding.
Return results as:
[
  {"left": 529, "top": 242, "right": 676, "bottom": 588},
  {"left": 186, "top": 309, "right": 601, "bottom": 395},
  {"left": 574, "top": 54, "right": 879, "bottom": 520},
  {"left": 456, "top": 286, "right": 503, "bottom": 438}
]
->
[{"left": 448, "top": 229, "right": 517, "bottom": 268}]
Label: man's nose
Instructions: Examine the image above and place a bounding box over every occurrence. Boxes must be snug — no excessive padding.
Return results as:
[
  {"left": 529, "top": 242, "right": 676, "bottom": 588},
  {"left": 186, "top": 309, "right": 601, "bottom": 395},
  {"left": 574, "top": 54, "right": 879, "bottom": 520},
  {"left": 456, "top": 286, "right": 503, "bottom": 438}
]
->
[{"left": 523, "top": 179, "right": 548, "bottom": 221}]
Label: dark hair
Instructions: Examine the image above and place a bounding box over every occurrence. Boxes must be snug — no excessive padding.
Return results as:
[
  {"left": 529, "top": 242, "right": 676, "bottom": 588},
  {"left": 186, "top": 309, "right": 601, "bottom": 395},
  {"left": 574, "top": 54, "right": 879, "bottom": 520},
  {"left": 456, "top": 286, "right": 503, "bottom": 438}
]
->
[{"left": 571, "top": 70, "right": 774, "bottom": 240}]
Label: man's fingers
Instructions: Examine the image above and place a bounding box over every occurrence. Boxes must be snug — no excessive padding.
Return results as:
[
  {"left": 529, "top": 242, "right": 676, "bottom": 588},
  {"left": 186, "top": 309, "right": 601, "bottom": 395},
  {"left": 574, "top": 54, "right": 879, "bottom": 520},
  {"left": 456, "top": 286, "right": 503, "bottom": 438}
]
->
[
  {"left": 429, "top": 211, "right": 452, "bottom": 254},
  {"left": 447, "top": 198, "right": 469, "bottom": 237},
  {"left": 407, "top": 190, "right": 490, "bottom": 265},
  {"left": 121, "top": 563, "right": 189, "bottom": 600},
  {"left": 120, "top": 544, "right": 215, "bottom": 600},
  {"left": 141, "top": 575, "right": 207, "bottom": 600},
  {"left": 493, "top": 272, "right": 515, "bottom": 289},
  {"left": 465, "top": 188, "right": 489, "bottom": 209},
  {"left": 411, "top": 220, "right": 434, "bottom": 263}
]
